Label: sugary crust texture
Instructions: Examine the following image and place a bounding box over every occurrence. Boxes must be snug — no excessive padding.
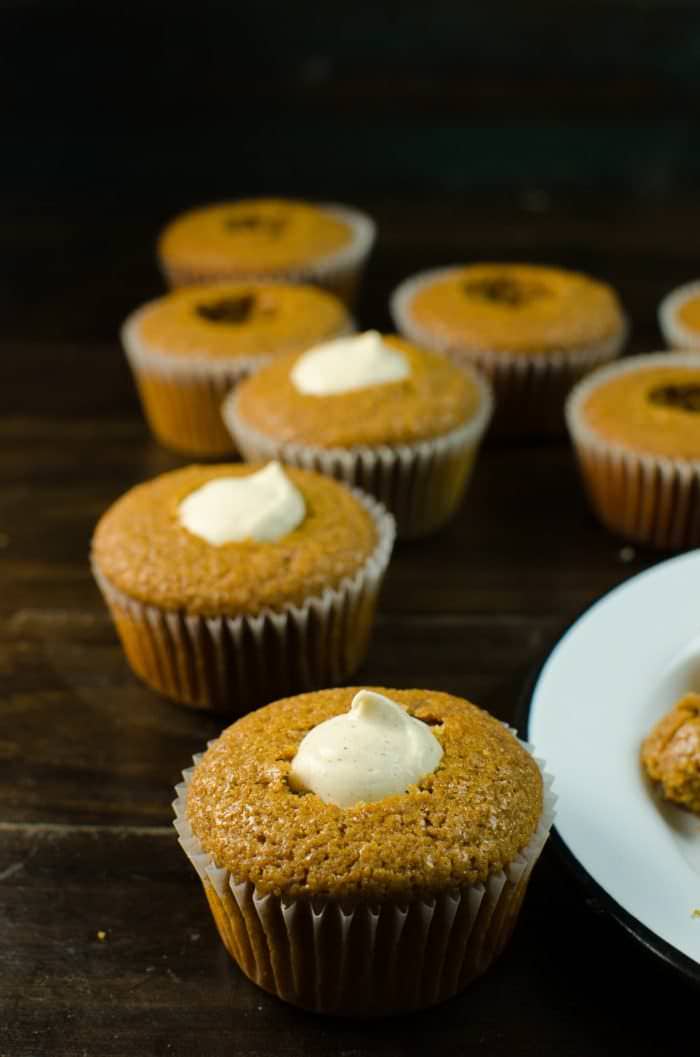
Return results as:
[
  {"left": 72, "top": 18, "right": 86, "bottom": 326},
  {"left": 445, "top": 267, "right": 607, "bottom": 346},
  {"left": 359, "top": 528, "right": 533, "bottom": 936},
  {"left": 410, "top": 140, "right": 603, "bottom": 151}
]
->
[
  {"left": 677, "top": 294, "right": 700, "bottom": 334},
  {"left": 158, "top": 199, "right": 353, "bottom": 276},
  {"left": 91, "top": 464, "right": 377, "bottom": 617},
  {"left": 134, "top": 281, "right": 350, "bottom": 361},
  {"left": 408, "top": 263, "right": 624, "bottom": 355},
  {"left": 186, "top": 687, "right": 544, "bottom": 900},
  {"left": 233, "top": 335, "right": 483, "bottom": 447},
  {"left": 641, "top": 693, "right": 700, "bottom": 814},
  {"left": 581, "top": 364, "right": 700, "bottom": 459}
]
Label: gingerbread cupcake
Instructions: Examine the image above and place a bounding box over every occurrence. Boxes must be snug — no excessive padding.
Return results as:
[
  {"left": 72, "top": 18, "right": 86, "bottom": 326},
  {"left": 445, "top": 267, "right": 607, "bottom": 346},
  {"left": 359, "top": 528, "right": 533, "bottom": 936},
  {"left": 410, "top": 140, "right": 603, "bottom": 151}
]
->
[
  {"left": 158, "top": 198, "right": 375, "bottom": 307},
  {"left": 659, "top": 279, "right": 700, "bottom": 351},
  {"left": 391, "top": 263, "right": 627, "bottom": 434},
  {"left": 91, "top": 463, "right": 394, "bottom": 714},
  {"left": 122, "top": 281, "right": 352, "bottom": 456},
  {"left": 642, "top": 693, "right": 700, "bottom": 814},
  {"left": 223, "top": 330, "right": 493, "bottom": 539},
  {"left": 174, "top": 686, "right": 554, "bottom": 1016},
  {"left": 566, "top": 353, "right": 700, "bottom": 549}
]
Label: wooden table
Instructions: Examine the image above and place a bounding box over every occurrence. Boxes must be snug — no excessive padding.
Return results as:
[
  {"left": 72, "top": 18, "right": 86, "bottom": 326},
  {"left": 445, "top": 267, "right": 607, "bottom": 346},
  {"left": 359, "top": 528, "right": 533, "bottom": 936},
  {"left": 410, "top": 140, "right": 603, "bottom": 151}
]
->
[{"left": 1, "top": 199, "right": 697, "bottom": 1055}]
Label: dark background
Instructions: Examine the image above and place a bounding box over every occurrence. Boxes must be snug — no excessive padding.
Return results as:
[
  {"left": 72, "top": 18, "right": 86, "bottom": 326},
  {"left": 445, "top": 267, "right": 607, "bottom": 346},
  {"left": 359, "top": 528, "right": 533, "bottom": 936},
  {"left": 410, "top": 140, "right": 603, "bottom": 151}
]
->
[
  {"left": 3, "top": 0, "right": 700, "bottom": 349},
  {"left": 2, "top": 4, "right": 700, "bottom": 1054}
]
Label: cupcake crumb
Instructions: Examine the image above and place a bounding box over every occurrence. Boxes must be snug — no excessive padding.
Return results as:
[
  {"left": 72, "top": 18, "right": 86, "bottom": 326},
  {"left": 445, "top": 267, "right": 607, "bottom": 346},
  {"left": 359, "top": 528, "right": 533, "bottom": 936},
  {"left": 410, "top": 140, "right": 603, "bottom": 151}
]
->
[
  {"left": 618, "top": 545, "right": 636, "bottom": 563},
  {"left": 96, "top": 930, "right": 107, "bottom": 942},
  {"left": 692, "top": 908, "right": 700, "bottom": 919}
]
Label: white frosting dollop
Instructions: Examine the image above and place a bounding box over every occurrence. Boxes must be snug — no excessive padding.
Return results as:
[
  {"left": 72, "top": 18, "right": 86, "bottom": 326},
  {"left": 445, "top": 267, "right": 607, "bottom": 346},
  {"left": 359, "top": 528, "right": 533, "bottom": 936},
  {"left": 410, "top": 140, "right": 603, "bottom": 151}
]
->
[
  {"left": 178, "top": 462, "right": 305, "bottom": 545},
  {"left": 290, "top": 330, "right": 410, "bottom": 395},
  {"left": 288, "top": 690, "right": 443, "bottom": 808}
]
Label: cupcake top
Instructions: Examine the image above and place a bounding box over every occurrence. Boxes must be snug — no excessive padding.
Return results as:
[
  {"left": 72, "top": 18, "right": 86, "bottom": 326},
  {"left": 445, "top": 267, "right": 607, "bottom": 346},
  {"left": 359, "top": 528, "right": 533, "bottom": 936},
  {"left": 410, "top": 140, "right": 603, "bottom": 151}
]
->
[
  {"left": 125, "top": 281, "right": 351, "bottom": 362},
  {"left": 186, "top": 686, "right": 544, "bottom": 900},
  {"left": 572, "top": 354, "right": 700, "bottom": 460},
  {"left": 158, "top": 198, "right": 355, "bottom": 276},
  {"left": 396, "top": 263, "right": 625, "bottom": 355},
  {"left": 91, "top": 462, "right": 378, "bottom": 617},
  {"left": 659, "top": 279, "right": 700, "bottom": 349},
  {"left": 230, "top": 331, "right": 487, "bottom": 447},
  {"left": 641, "top": 692, "right": 700, "bottom": 814}
]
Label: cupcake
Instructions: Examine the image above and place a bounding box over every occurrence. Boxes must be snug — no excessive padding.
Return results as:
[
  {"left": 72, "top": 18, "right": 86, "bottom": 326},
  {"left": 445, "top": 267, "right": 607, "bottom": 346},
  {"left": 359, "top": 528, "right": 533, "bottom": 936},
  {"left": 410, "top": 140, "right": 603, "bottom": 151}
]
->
[
  {"left": 566, "top": 353, "right": 700, "bottom": 549},
  {"left": 642, "top": 693, "right": 700, "bottom": 814},
  {"left": 157, "top": 198, "right": 376, "bottom": 307},
  {"left": 223, "top": 330, "right": 493, "bottom": 539},
  {"left": 91, "top": 462, "right": 394, "bottom": 714},
  {"left": 391, "top": 263, "right": 627, "bottom": 434},
  {"left": 658, "top": 279, "right": 700, "bottom": 351},
  {"left": 122, "top": 281, "right": 352, "bottom": 457},
  {"left": 174, "top": 686, "right": 554, "bottom": 1016}
]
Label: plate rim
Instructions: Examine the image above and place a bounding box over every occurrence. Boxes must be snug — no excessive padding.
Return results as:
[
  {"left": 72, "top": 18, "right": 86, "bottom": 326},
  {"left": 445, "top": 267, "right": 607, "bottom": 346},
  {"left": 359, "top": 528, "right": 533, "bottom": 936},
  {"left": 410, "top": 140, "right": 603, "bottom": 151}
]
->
[{"left": 516, "top": 557, "right": 700, "bottom": 988}]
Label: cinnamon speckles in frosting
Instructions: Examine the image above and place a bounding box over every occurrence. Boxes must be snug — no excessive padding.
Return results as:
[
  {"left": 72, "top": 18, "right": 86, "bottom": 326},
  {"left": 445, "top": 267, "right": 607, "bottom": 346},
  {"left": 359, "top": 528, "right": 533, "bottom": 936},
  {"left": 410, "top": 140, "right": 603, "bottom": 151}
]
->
[
  {"left": 185, "top": 687, "right": 543, "bottom": 900},
  {"left": 288, "top": 689, "right": 444, "bottom": 807}
]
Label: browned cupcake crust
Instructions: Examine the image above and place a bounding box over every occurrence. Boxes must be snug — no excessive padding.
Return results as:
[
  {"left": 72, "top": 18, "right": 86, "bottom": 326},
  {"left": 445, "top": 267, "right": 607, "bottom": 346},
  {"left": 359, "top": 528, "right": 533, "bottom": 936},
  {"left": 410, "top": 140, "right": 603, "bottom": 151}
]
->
[
  {"left": 580, "top": 362, "right": 700, "bottom": 460},
  {"left": 404, "top": 263, "right": 624, "bottom": 355},
  {"left": 232, "top": 335, "right": 483, "bottom": 448},
  {"left": 132, "top": 281, "right": 350, "bottom": 361},
  {"left": 186, "top": 687, "right": 544, "bottom": 900},
  {"left": 641, "top": 693, "right": 700, "bottom": 814},
  {"left": 158, "top": 198, "right": 354, "bottom": 276},
  {"left": 91, "top": 464, "right": 377, "bottom": 617}
]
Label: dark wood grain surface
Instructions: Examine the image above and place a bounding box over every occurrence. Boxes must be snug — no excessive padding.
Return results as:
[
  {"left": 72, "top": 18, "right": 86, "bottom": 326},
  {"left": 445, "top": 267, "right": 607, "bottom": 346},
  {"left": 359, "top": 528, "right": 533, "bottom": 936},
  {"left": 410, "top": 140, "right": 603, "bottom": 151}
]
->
[{"left": 2, "top": 194, "right": 698, "bottom": 1055}]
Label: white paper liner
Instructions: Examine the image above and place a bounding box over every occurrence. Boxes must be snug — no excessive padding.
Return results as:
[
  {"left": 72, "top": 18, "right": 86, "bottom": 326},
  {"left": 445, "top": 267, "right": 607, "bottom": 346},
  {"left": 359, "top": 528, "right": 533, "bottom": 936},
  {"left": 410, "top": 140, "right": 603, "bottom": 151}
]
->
[
  {"left": 222, "top": 368, "right": 493, "bottom": 540},
  {"left": 121, "top": 305, "right": 355, "bottom": 456},
  {"left": 658, "top": 280, "right": 700, "bottom": 352},
  {"left": 172, "top": 732, "right": 555, "bottom": 1016},
  {"left": 159, "top": 203, "right": 376, "bottom": 308},
  {"left": 390, "top": 266, "right": 628, "bottom": 435},
  {"left": 566, "top": 352, "right": 700, "bottom": 549},
  {"left": 92, "top": 489, "right": 395, "bottom": 714}
]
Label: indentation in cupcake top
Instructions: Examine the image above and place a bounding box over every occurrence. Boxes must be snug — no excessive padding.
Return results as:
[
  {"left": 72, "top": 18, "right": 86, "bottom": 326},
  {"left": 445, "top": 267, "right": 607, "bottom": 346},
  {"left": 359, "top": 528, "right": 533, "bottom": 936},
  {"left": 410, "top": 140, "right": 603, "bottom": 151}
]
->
[
  {"left": 648, "top": 384, "right": 700, "bottom": 413},
  {"left": 195, "top": 294, "right": 259, "bottom": 324},
  {"left": 462, "top": 275, "right": 551, "bottom": 307},
  {"left": 223, "top": 214, "right": 286, "bottom": 238}
]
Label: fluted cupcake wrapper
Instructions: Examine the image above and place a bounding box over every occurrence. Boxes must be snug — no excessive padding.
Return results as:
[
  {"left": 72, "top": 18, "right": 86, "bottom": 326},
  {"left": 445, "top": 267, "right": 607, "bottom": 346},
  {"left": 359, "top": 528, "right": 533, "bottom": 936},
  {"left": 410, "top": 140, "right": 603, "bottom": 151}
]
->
[
  {"left": 159, "top": 204, "right": 376, "bottom": 309},
  {"left": 658, "top": 280, "right": 700, "bottom": 352},
  {"left": 390, "top": 267, "right": 628, "bottom": 436},
  {"left": 566, "top": 353, "right": 700, "bottom": 550},
  {"left": 92, "top": 489, "right": 395, "bottom": 715},
  {"left": 222, "top": 372, "right": 493, "bottom": 541},
  {"left": 172, "top": 735, "right": 555, "bottom": 1017},
  {"left": 122, "top": 308, "right": 354, "bottom": 457}
]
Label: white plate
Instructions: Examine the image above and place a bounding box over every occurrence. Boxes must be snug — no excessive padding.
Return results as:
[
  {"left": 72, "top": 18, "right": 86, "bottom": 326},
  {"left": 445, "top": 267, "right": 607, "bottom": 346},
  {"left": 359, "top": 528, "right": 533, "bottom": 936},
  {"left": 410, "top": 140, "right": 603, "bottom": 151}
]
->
[{"left": 525, "top": 550, "right": 700, "bottom": 982}]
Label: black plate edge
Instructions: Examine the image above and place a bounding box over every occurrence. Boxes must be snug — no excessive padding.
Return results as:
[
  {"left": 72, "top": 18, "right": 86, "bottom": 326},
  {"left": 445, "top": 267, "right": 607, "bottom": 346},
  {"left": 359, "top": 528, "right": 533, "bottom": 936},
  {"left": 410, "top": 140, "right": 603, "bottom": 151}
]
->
[{"left": 516, "top": 628, "right": 700, "bottom": 989}]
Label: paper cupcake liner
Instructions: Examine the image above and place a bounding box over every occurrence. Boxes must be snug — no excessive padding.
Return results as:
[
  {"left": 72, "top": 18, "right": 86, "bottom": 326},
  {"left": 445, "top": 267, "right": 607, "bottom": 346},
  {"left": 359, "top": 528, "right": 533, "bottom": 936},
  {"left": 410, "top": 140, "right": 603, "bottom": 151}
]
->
[
  {"left": 172, "top": 734, "right": 555, "bottom": 1016},
  {"left": 122, "top": 307, "right": 354, "bottom": 457},
  {"left": 222, "top": 371, "right": 493, "bottom": 541},
  {"left": 566, "top": 353, "right": 700, "bottom": 550},
  {"left": 390, "top": 267, "right": 628, "bottom": 436},
  {"left": 658, "top": 280, "right": 700, "bottom": 352},
  {"left": 92, "top": 489, "right": 395, "bottom": 715},
  {"left": 160, "top": 204, "right": 376, "bottom": 309}
]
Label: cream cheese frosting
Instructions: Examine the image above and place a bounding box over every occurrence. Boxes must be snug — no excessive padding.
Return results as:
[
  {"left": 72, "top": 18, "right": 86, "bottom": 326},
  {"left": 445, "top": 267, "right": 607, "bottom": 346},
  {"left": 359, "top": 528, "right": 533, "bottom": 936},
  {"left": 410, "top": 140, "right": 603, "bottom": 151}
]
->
[
  {"left": 290, "top": 330, "right": 410, "bottom": 395},
  {"left": 288, "top": 689, "right": 443, "bottom": 807},
  {"left": 178, "top": 461, "right": 305, "bottom": 545}
]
